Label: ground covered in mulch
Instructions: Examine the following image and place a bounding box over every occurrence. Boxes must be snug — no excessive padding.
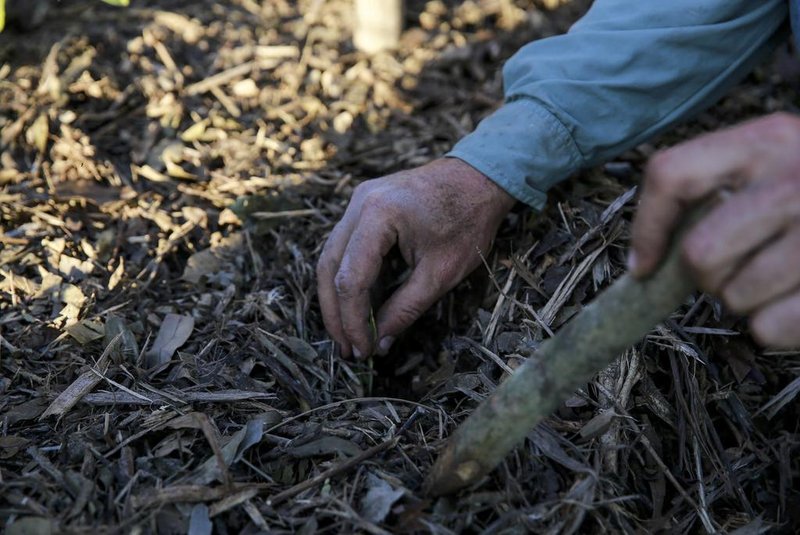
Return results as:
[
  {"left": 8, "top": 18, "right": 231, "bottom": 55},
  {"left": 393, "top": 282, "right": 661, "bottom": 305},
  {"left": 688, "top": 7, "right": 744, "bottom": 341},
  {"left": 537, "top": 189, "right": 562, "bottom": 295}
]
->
[{"left": 1, "top": 1, "right": 799, "bottom": 533}]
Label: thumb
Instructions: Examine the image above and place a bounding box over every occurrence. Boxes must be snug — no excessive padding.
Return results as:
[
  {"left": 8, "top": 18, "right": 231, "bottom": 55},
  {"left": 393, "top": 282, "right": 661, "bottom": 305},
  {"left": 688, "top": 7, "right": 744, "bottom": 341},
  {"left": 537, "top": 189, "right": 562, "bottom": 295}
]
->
[{"left": 374, "top": 263, "right": 447, "bottom": 355}]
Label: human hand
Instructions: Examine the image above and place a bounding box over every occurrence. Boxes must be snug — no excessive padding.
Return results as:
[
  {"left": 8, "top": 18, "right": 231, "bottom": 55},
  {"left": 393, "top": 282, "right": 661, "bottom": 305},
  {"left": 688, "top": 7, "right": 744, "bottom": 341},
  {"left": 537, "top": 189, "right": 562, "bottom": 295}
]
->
[
  {"left": 317, "top": 158, "right": 515, "bottom": 358},
  {"left": 629, "top": 113, "right": 800, "bottom": 347}
]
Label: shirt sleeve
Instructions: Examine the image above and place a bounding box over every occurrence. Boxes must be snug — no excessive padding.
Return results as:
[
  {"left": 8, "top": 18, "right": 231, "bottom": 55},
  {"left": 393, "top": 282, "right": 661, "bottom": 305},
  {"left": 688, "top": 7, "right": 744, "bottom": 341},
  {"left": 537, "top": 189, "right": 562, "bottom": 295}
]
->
[{"left": 447, "top": 0, "right": 789, "bottom": 210}]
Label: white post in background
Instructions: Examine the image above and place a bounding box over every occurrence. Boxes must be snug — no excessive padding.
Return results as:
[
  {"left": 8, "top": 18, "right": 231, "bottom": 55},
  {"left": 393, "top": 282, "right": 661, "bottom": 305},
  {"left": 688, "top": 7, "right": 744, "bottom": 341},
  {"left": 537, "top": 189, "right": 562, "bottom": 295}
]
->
[{"left": 353, "top": 0, "right": 404, "bottom": 54}]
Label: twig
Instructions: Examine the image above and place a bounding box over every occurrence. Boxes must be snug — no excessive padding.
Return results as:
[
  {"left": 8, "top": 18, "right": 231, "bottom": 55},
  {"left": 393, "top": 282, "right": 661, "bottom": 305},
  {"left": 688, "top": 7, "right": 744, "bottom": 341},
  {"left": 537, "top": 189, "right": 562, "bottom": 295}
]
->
[
  {"left": 81, "top": 389, "right": 276, "bottom": 406},
  {"left": 250, "top": 208, "right": 319, "bottom": 220}
]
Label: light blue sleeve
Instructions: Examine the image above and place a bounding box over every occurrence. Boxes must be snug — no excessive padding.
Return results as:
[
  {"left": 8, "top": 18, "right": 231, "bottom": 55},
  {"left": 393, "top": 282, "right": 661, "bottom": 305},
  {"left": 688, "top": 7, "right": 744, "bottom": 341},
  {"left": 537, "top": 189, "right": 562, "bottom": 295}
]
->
[{"left": 447, "top": 0, "right": 789, "bottom": 210}]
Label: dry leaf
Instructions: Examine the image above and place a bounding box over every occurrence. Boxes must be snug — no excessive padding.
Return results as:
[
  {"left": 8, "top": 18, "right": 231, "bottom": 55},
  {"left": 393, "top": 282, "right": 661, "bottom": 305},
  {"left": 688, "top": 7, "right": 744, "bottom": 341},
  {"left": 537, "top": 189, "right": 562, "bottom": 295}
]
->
[
  {"left": 104, "top": 315, "right": 139, "bottom": 364},
  {"left": 180, "top": 120, "right": 208, "bottom": 141},
  {"left": 32, "top": 266, "right": 62, "bottom": 300},
  {"left": 0, "top": 435, "right": 30, "bottom": 459},
  {"left": 0, "top": 270, "right": 39, "bottom": 296},
  {"left": 58, "top": 255, "right": 94, "bottom": 280},
  {"left": 5, "top": 517, "right": 56, "bottom": 535},
  {"left": 165, "top": 160, "right": 197, "bottom": 179},
  {"left": 360, "top": 473, "right": 405, "bottom": 524},
  {"left": 289, "top": 436, "right": 363, "bottom": 458},
  {"left": 134, "top": 164, "right": 171, "bottom": 183},
  {"left": 59, "top": 284, "right": 85, "bottom": 308},
  {"left": 578, "top": 408, "right": 619, "bottom": 441},
  {"left": 188, "top": 418, "right": 264, "bottom": 485},
  {"left": 182, "top": 232, "right": 244, "bottom": 284},
  {"left": 26, "top": 113, "right": 49, "bottom": 153},
  {"left": 188, "top": 504, "right": 212, "bottom": 535},
  {"left": 65, "top": 319, "right": 105, "bottom": 344},
  {"left": 145, "top": 313, "right": 194, "bottom": 369},
  {"left": 108, "top": 258, "right": 124, "bottom": 290},
  {"left": 1, "top": 398, "right": 48, "bottom": 425},
  {"left": 281, "top": 336, "right": 318, "bottom": 363}
]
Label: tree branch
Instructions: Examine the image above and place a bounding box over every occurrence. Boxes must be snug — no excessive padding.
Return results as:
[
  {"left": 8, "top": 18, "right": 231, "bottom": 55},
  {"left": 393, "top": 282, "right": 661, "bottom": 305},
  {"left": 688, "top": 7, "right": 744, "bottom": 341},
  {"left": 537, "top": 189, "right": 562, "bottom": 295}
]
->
[{"left": 425, "top": 238, "right": 695, "bottom": 495}]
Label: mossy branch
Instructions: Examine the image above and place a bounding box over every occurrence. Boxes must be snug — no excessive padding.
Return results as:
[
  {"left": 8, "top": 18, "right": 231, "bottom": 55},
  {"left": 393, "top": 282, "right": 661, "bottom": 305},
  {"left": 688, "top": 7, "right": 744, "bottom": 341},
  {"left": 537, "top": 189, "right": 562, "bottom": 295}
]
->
[{"left": 425, "top": 238, "right": 695, "bottom": 496}]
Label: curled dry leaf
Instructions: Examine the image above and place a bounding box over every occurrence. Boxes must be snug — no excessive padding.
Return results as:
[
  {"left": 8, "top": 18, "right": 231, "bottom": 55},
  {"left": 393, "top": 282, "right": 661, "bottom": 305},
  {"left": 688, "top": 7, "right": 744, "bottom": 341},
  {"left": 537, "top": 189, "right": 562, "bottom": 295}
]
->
[
  {"left": 360, "top": 473, "right": 405, "bottom": 524},
  {"left": 145, "top": 313, "right": 194, "bottom": 369},
  {"left": 104, "top": 315, "right": 139, "bottom": 364},
  {"left": 65, "top": 318, "right": 105, "bottom": 345}
]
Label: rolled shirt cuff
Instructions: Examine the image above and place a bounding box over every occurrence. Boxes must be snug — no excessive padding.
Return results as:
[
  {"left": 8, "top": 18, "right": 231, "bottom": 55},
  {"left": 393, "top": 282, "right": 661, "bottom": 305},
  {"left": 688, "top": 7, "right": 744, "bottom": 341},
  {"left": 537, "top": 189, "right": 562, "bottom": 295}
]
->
[{"left": 446, "top": 98, "right": 583, "bottom": 211}]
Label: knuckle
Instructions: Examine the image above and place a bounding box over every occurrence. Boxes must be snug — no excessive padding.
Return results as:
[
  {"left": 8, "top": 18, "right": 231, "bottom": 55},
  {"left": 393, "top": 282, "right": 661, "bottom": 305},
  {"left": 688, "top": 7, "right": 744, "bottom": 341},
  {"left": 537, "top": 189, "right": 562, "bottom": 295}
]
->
[
  {"left": 680, "top": 237, "right": 718, "bottom": 292},
  {"left": 394, "top": 302, "right": 423, "bottom": 325},
  {"left": 360, "top": 190, "right": 393, "bottom": 215},
  {"left": 432, "top": 265, "right": 461, "bottom": 294},
  {"left": 316, "top": 252, "right": 335, "bottom": 277},
  {"left": 645, "top": 152, "right": 675, "bottom": 192},
  {"left": 764, "top": 112, "right": 800, "bottom": 135},
  {"left": 680, "top": 236, "right": 707, "bottom": 272},
  {"left": 340, "top": 321, "right": 363, "bottom": 341},
  {"left": 351, "top": 182, "right": 372, "bottom": 199},
  {"left": 333, "top": 269, "right": 362, "bottom": 299}
]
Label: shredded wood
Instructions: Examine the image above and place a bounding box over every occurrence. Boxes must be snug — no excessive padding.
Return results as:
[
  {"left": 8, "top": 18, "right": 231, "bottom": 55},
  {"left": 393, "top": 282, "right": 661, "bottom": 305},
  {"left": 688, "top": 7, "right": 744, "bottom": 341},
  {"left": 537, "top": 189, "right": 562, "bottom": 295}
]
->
[{"left": 1, "top": 0, "right": 798, "bottom": 532}]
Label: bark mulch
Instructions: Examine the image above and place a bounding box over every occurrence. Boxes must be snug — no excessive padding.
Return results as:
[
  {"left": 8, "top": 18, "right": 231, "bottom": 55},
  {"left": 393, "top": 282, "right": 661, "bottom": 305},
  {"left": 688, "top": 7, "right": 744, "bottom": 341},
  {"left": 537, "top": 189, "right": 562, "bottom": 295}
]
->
[{"left": 1, "top": 1, "right": 798, "bottom": 533}]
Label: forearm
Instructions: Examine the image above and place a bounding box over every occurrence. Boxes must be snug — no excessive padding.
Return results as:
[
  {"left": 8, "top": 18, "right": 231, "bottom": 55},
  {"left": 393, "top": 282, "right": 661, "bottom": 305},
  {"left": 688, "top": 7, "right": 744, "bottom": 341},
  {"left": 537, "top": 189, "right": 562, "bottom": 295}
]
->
[{"left": 449, "top": 0, "right": 789, "bottom": 209}]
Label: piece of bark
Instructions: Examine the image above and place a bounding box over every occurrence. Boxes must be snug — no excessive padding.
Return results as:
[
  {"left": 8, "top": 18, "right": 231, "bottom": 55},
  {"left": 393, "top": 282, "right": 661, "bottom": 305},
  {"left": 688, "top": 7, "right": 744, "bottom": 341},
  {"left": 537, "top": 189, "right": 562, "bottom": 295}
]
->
[
  {"left": 80, "top": 389, "right": 275, "bottom": 406},
  {"left": 425, "top": 239, "right": 695, "bottom": 496},
  {"left": 40, "top": 336, "right": 120, "bottom": 420}
]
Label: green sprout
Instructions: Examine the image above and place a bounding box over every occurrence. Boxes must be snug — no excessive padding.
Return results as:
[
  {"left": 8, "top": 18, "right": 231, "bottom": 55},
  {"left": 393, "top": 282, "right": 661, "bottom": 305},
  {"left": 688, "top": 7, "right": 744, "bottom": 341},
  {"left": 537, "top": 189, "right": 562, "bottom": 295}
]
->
[{"left": 366, "top": 306, "right": 377, "bottom": 395}]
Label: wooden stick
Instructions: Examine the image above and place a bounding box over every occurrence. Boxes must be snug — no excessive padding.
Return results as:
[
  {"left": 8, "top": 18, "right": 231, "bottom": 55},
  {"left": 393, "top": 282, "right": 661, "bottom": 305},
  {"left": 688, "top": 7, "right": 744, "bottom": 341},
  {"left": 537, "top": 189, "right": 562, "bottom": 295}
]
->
[{"left": 424, "top": 238, "right": 695, "bottom": 496}]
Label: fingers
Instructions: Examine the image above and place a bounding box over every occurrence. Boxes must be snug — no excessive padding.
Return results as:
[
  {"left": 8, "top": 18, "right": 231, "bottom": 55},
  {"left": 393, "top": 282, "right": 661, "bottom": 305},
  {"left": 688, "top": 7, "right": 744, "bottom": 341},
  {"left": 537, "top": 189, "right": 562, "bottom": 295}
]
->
[
  {"left": 682, "top": 178, "right": 800, "bottom": 293},
  {"left": 374, "top": 259, "right": 451, "bottom": 356},
  {"left": 628, "top": 178, "right": 685, "bottom": 277},
  {"left": 317, "top": 216, "right": 357, "bottom": 356},
  {"left": 335, "top": 209, "right": 397, "bottom": 358},
  {"left": 629, "top": 121, "right": 770, "bottom": 278},
  {"left": 751, "top": 289, "right": 800, "bottom": 348},
  {"left": 721, "top": 226, "right": 800, "bottom": 314}
]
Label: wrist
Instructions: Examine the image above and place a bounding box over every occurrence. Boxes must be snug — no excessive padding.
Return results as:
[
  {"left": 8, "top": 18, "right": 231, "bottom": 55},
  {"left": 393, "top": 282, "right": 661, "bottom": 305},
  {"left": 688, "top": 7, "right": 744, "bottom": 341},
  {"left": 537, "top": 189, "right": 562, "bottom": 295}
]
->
[{"left": 441, "top": 157, "right": 516, "bottom": 215}]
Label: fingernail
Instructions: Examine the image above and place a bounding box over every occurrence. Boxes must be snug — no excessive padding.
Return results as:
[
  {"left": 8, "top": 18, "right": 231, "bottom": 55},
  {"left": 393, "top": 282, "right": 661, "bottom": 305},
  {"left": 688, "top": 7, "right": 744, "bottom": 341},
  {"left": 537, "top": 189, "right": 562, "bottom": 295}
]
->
[
  {"left": 627, "top": 251, "right": 638, "bottom": 273},
  {"left": 378, "top": 336, "right": 395, "bottom": 356},
  {"left": 352, "top": 347, "right": 363, "bottom": 359}
]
